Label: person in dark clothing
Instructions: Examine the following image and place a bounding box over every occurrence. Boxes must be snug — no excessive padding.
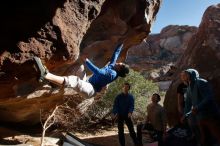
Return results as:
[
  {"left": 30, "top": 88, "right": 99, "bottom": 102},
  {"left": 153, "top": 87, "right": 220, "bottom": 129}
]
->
[
  {"left": 179, "top": 71, "right": 200, "bottom": 145},
  {"left": 181, "top": 68, "right": 220, "bottom": 146},
  {"left": 177, "top": 80, "right": 187, "bottom": 120},
  {"left": 112, "top": 82, "right": 138, "bottom": 146}
]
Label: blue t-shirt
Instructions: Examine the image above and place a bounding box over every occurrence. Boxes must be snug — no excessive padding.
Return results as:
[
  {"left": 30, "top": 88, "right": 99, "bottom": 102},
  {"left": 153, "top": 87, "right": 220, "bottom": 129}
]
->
[
  {"left": 86, "top": 44, "right": 123, "bottom": 92},
  {"left": 112, "top": 93, "right": 134, "bottom": 116}
]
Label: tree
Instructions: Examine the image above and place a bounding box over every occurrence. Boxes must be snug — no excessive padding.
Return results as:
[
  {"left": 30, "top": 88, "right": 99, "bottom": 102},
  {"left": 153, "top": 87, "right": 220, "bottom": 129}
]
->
[{"left": 85, "top": 69, "right": 160, "bottom": 125}]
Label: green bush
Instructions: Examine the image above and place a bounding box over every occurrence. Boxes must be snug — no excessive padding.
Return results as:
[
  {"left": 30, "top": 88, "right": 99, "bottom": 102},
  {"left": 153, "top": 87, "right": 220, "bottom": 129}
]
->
[{"left": 87, "top": 69, "right": 160, "bottom": 123}]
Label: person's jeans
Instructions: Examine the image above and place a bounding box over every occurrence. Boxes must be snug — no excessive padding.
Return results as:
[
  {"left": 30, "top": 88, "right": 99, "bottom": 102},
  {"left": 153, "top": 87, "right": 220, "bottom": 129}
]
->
[
  {"left": 137, "top": 123, "right": 143, "bottom": 145},
  {"left": 187, "top": 114, "right": 201, "bottom": 145},
  {"left": 155, "top": 130, "right": 163, "bottom": 146},
  {"left": 118, "top": 116, "right": 138, "bottom": 146}
]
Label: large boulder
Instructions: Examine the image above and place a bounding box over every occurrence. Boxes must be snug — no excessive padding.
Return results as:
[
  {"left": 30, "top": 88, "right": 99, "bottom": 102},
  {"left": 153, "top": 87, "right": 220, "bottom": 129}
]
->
[
  {"left": 80, "top": 0, "right": 162, "bottom": 66},
  {"left": 126, "top": 25, "right": 197, "bottom": 80},
  {"left": 0, "top": 0, "right": 162, "bottom": 124},
  {"left": 164, "top": 4, "right": 220, "bottom": 126}
]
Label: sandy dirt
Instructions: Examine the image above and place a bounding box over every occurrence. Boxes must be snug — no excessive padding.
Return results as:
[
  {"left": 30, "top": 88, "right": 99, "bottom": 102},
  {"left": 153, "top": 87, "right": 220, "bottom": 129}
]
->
[
  {"left": 76, "top": 126, "right": 136, "bottom": 146},
  {"left": 0, "top": 126, "right": 136, "bottom": 146}
]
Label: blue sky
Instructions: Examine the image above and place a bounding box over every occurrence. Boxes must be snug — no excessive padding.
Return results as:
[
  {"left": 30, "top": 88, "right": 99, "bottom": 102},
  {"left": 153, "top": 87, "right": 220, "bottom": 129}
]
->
[{"left": 151, "top": 0, "right": 220, "bottom": 34}]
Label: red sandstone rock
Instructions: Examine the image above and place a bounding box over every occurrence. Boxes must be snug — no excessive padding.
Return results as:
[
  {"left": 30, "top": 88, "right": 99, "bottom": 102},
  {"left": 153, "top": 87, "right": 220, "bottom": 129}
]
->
[
  {"left": 126, "top": 25, "right": 197, "bottom": 80},
  {"left": 0, "top": 0, "right": 161, "bottom": 124},
  {"left": 164, "top": 4, "right": 220, "bottom": 126}
]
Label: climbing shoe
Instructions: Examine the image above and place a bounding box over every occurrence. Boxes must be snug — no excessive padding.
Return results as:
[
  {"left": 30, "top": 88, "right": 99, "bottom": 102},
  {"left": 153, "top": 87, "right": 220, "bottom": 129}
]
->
[{"left": 33, "top": 56, "right": 48, "bottom": 82}]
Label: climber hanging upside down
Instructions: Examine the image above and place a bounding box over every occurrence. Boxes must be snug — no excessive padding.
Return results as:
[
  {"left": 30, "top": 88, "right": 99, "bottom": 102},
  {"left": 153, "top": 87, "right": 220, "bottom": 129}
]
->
[{"left": 33, "top": 43, "right": 129, "bottom": 98}]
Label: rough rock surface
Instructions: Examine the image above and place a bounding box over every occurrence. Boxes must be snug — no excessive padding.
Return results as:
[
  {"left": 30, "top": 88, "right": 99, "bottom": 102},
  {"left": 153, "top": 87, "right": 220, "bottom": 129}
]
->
[
  {"left": 0, "top": 0, "right": 106, "bottom": 125},
  {"left": 0, "top": 0, "right": 162, "bottom": 124},
  {"left": 164, "top": 4, "right": 220, "bottom": 126},
  {"left": 80, "top": 0, "right": 161, "bottom": 66},
  {"left": 126, "top": 25, "right": 197, "bottom": 80}
]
